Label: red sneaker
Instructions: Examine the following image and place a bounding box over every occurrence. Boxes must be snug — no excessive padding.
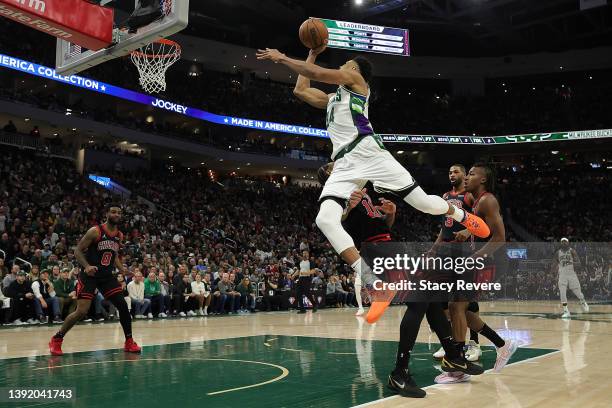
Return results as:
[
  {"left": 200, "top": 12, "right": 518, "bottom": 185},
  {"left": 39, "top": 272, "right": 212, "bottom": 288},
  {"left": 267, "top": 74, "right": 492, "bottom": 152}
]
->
[
  {"left": 49, "top": 337, "right": 64, "bottom": 356},
  {"left": 460, "top": 212, "right": 490, "bottom": 239},
  {"left": 124, "top": 338, "right": 141, "bottom": 353}
]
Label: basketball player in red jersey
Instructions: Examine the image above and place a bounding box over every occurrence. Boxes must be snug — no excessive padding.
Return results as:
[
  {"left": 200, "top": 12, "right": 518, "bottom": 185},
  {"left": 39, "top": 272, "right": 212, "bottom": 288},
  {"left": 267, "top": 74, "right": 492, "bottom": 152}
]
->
[
  {"left": 430, "top": 165, "right": 481, "bottom": 363},
  {"left": 447, "top": 163, "right": 517, "bottom": 374},
  {"left": 49, "top": 205, "right": 141, "bottom": 355}
]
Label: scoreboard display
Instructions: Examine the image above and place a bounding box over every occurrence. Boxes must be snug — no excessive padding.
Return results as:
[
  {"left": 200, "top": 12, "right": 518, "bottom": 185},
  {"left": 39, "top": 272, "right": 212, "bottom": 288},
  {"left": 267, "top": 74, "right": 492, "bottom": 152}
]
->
[{"left": 318, "top": 18, "right": 410, "bottom": 56}]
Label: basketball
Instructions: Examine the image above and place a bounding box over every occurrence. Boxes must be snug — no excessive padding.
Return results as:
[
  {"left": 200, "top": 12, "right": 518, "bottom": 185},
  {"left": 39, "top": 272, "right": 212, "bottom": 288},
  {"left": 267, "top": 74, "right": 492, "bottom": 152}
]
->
[{"left": 299, "top": 18, "right": 328, "bottom": 49}]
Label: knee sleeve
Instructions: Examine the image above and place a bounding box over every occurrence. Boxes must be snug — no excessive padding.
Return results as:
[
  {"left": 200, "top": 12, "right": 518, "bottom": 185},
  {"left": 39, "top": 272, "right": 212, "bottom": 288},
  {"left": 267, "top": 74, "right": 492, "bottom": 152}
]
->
[
  {"left": 404, "top": 186, "right": 449, "bottom": 215},
  {"left": 316, "top": 199, "right": 356, "bottom": 254}
]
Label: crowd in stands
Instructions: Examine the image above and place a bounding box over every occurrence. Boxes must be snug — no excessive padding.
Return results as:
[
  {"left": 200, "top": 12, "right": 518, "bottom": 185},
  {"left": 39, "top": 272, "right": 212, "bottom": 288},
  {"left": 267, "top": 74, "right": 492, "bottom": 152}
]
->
[
  {"left": 497, "top": 156, "right": 611, "bottom": 243},
  {"left": 1, "top": 145, "right": 610, "bottom": 326}
]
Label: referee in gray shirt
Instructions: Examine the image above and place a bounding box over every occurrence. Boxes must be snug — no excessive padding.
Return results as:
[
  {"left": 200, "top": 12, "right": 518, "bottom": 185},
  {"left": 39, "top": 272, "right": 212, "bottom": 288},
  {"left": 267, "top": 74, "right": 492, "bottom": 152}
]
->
[{"left": 294, "top": 251, "right": 317, "bottom": 314}]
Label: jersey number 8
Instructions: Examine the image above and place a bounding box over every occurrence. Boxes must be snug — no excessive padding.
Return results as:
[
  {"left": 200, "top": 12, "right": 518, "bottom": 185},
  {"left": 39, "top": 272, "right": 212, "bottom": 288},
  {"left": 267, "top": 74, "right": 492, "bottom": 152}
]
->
[{"left": 101, "top": 252, "right": 113, "bottom": 266}]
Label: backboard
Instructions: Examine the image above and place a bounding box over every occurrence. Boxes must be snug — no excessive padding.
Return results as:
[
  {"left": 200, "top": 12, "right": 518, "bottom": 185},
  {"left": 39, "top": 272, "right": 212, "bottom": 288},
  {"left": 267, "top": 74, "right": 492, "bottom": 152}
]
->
[{"left": 56, "top": 0, "right": 188, "bottom": 75}]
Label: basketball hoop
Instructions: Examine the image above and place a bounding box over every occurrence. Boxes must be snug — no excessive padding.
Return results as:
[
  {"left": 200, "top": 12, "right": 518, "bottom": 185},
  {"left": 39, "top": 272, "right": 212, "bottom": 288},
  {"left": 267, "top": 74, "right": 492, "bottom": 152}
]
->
[{"left": 131, "top": 38, "right": 181, "bottom": 94}]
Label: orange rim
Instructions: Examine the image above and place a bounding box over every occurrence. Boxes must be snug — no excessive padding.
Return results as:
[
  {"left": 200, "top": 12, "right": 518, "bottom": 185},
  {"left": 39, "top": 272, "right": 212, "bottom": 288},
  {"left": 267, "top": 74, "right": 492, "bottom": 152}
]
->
[{"left": 131, "top": 38, "right": 181, "bottom": 59}]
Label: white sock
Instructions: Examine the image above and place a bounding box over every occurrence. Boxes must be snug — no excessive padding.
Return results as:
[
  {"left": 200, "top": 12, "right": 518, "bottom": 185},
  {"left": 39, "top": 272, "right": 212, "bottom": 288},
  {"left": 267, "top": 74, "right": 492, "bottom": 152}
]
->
[
  {"left": 355, "top": 283, "right": 363, "bottom": 308},
  {"left": 449, "top": 205, "right": 466, "bottom": 223},
  {"left": 351, "top": 259, "right": 362, "bottom": 276},
  {"left": 204, "top": 306, "right": 208, "bottom": 313}
]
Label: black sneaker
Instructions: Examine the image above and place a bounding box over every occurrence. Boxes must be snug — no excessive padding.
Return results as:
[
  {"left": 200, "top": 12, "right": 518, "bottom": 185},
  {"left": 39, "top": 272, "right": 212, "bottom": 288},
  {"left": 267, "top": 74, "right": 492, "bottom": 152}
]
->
[
  {"left": 387, "top": 369, "right": 426, "bottom": 398},
  {"left": 441, "top": 356, "right": 484, "bottom": 375}
]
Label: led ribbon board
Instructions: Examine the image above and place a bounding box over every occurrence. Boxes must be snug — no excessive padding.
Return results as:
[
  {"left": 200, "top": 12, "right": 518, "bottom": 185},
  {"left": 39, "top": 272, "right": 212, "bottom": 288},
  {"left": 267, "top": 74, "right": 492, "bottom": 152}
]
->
[
  {"left": 1, "top": 53, "right": 611, "bottom": 145},
  {"left": 319, "top": 18, "right": 410, "bottom": 56},
  {"left": 380, "top": 130, "right": 612, "bottom": 144},
  {"left": 0, "top": 53, "right": 328, "bottom": 139}
]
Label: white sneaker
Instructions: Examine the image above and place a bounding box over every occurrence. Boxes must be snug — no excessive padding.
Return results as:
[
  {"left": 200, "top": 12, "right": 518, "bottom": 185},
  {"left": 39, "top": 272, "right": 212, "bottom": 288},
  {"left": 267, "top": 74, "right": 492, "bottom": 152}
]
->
[
  {"left": 465, "top": 340, "right": 482, "bottom": 362},
  {"left": 135, "top": 314, "right": 145, "bottom": 319},
  {"left": 147, "top": 313, "right": 153, "bottom": 319},
  {"left": 12, "top": 319, "right": 25, "bottom": 325},
  {"left": 435, "top": 371, "right": 471, "bottom": 384},
  {"left": 187, "top": 310, "right": 196, "bottom": 316},
  {"left": 581, "top": 302, "right": 590, "bottom": 313},
  {"left": 159, "top": 313, "right": 167, "bottom": 318},
  {"left": 83, "top": 318, "right": 93, "bottom": 322},
  {"left": 203, "top": 310, "right": 208, "bottom": 316},
  {"left": 27, "top": 318, "right": 38, "bottom": 325},
  {"left": 561, "top": 310, "right": 571, "bottom": 318},
  {"left": 179, "top": 312, "right": 186, "bottom": 317},
  {"left": 197, "top": 309, "right": 204, "bottom": 316},
  {"left": 494, "top": 339, "right": 518, "bottom": 372},
  {"left": 355, "top": 307, "right": 365, "bottom": 316},
  {"left": 433, "top": 346, "right": 445, "bottom": 359}
]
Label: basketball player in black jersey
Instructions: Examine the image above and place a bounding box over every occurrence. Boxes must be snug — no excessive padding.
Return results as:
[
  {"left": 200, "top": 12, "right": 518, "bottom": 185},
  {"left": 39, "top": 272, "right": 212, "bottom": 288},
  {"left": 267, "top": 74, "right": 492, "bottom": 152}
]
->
[
  {"left": 430, "top": 165, "right": 482, "bottom": 364},
  {"left": 49, "top": 205, "right": 141, "bottom": 355},
  {"left": 446, "top": 163, "right": 517, "bottom": 375},
  {"left": 319, "top": 164, "right": 483, "bottom": 398},
  {"left": 341, "top": 175, "right": 395, "bottom": 316}
]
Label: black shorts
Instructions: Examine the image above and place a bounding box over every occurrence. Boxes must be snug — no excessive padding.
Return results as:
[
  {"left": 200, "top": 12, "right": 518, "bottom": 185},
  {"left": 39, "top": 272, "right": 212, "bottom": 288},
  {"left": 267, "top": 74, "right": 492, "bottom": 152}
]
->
[{"left": 76, "top": 272, "right": 122, "bottom": 300}]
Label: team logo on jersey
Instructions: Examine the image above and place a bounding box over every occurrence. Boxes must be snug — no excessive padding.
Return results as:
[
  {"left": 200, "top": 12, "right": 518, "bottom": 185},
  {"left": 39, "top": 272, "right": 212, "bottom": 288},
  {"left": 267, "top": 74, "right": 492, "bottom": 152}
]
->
[{"left": 98, "top": 240, "right": 119, "bottom": 252}]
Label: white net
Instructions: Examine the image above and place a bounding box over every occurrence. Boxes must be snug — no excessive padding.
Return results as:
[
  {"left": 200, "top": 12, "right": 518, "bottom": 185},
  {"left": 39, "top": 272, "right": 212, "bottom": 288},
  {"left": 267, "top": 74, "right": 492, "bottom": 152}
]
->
[
  {"left": 163, "top": 0, "right": 173, "bottom": 16},
  {"left": 130, "top": 39, "right": 181, "bottom": 94}
]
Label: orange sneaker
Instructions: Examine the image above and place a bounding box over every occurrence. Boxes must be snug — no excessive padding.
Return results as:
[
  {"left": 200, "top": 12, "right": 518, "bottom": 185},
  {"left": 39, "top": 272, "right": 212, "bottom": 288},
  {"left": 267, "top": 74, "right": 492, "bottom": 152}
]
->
[
  {"left": 460, "top": 212, "right": 490, "bottom": 239},
  {"left": 365, "top": 289, "right": 396, "bottom": 324},
  {"left": 49, "top": 336, "right": 63, "bottom": 356},
  {"left": 124, "top": 337, "right": 142, "bottom": 353}
]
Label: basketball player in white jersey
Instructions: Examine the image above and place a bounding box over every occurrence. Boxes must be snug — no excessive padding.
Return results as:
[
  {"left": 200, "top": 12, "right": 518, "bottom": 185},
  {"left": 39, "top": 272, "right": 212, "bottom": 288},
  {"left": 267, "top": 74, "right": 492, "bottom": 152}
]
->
[
  {"left": 256, "top": 46, "right": 490, "bottom": 323},
  {"left": 553, "top": 238, "right": 589, "bottom": 318}
]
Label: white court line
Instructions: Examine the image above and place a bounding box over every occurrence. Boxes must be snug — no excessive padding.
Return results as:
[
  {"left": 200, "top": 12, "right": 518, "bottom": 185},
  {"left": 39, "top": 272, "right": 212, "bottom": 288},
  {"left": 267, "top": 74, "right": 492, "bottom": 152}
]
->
[
  {"left": 350, "top": 350, "right": 562, "bottom": 408},
  {"left": 33, "top": 357, "right": 289, "bottom": 396}
]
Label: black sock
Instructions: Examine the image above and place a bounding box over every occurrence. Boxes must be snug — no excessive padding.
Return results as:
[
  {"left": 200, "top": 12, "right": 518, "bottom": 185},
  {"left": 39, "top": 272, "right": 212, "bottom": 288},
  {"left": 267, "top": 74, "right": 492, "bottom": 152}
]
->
[
  {"left": 395, "top": 350, "right": 410, "bottom": 371},
  {"left": 53, "top": 331, "right": 65, "bottom": 339},
  {"left": 453, "top": 341, "right": 465, "bottom": 358},
  {"left": 440, "top": 336, "right": 459, "bottom": 359},
  {"left": 470, "top": 329, "right": 479, "bottom": 344},
  {"left": 108, "top": 294, "right": 133, "bottom": 339},
  {"left": 479, "top": 324, "right": 505, "bottom": 348}
]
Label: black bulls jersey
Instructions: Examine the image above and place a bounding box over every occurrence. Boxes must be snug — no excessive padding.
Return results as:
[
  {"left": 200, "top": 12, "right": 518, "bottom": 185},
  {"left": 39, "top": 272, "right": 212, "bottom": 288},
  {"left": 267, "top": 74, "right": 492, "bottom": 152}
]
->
[
  {"left": 441, "top": 190, "right": 474, "bottom": 242},
  {"left": 342, "top": 182, "right": 393, "bottom": 250},
  {"left": 86, "top": 224, "right": 123, "bottom": 277}
]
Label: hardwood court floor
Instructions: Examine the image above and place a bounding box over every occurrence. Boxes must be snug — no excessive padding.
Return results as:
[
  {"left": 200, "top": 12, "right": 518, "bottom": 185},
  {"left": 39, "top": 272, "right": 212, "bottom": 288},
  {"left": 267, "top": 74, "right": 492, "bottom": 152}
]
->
[{"left": 1, "top": 301, "right": 610, "bottom": 408}]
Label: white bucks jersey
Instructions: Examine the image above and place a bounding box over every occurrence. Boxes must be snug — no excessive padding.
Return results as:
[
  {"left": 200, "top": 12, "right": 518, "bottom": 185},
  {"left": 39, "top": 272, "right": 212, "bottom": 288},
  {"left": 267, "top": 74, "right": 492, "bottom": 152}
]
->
[
  {"left": 326, "top": 85, "right": 374, "bottom": 159},
  {"left": 558, "top": 248, "right": 575, "bottom": 274}
]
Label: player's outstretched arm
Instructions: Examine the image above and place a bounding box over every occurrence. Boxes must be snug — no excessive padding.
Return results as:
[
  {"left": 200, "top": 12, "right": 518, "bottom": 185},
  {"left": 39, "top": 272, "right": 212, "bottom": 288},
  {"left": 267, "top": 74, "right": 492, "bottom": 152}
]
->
[
  {"left": 75, "top": 227, "right": 99, "bottom": 275},
  {"left": 293, "top": 46, "right": 329, "bottom": 109},
  {"left": 256, "top": 48, "right": 364, "bottom": 88}
]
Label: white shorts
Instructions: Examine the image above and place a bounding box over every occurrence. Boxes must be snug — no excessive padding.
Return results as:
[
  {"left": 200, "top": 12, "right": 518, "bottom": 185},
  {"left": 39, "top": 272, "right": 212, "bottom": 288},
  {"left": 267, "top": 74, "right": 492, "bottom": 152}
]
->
[
  {"left": 320, "top": 137, "right": 416, "bottom": 201},
  {"left": 559, "top": 273, "right": 581, "bottom": 292}
]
